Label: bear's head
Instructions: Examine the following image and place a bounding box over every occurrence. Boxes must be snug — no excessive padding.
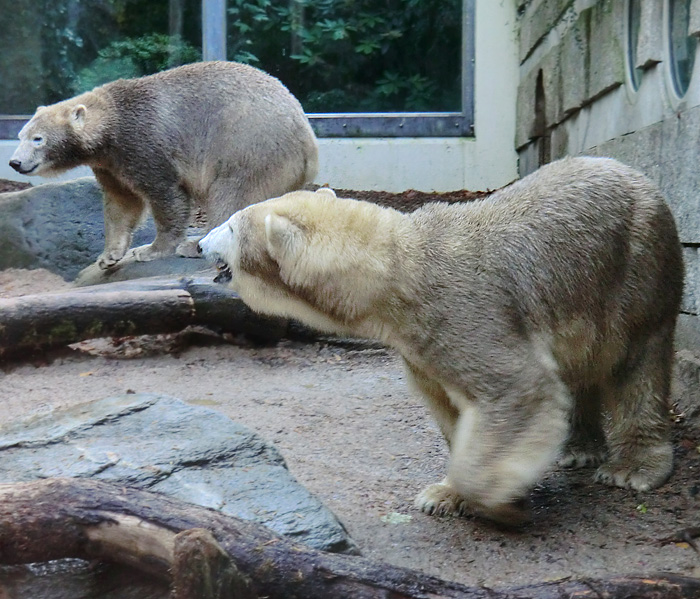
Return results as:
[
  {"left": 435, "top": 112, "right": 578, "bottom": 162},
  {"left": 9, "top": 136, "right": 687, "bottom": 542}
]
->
[
  {"left": 9, "top": 94, "right": 104, "bottom": 177},
  {"left": 198, "top": 187, "right": 405, "bottom": 336}
]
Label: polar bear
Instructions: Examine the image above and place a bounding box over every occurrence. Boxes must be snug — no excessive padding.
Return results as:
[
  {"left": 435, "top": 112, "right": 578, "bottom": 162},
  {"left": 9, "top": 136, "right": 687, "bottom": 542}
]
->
[
  {"left": 9, "top": 61, "right": 318, "bottom": 269},
  {"left": 199, "top": 156, "right": 684, "bottom": 526}
]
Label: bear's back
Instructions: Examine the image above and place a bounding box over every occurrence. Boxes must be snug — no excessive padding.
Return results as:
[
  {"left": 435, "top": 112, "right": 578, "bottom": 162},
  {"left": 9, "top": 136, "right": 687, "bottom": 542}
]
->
[
  {"left": 406, "top": 156, "right": 682, "bottom": 347},
  {"left": 101, "top": 61, "right": 304, "bottom": 117},
  {"left": 411, "top": 157, "right": 678, "bottom": 278},
  {"left": 93, "top": 61, "right": 316, "bottom": 192}
]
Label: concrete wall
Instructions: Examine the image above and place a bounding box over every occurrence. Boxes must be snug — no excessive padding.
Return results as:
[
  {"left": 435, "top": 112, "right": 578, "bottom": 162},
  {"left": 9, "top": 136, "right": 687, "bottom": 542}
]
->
[
  {"left": 516, "top": 0, "right": 700, "bottom": 349},
  {"left": 0, "top": 0, "right": 519, "bottom": 194}
]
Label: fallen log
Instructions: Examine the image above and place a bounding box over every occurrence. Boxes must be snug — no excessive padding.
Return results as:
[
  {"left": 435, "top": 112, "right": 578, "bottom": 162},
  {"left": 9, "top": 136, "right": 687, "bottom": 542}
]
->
[
  {"left": 0, "top": 273, "right": 288, "bottom": 360},
  {"left": 0, "top": 478, "right": 698, "bottom": 599}
]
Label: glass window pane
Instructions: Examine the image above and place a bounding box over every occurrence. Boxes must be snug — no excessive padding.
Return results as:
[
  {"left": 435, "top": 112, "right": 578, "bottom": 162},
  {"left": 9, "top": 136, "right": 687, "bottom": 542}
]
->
[
  {"left": 0, "top": 0, "right": 202, "bottom": 114},
  {"left": 669, "top": 0, "right": 697, "bottom": 97},
  {"left": 226, "top": 0, "right": 463, "bottom": 113}
]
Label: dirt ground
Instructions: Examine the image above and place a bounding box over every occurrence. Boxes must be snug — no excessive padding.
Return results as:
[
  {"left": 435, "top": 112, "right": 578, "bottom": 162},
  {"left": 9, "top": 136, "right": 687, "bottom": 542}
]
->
[{"left": 1, "top": 266, "right": 699, "bottom": 590}]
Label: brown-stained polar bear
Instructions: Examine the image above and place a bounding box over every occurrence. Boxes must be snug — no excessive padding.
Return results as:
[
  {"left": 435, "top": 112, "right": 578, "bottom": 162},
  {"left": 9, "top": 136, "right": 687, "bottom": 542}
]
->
[
  {"left": 199, "top": 156, "right": 684, "bottom": 526},
  {"left": 9, "top": 61, "right": 318, "bottom": 269}
]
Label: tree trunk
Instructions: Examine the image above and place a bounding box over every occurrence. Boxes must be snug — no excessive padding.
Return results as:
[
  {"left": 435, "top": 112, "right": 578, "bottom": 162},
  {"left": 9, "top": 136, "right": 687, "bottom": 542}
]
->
[
  {"left": 0, "top": 274, "right": 288, "bottom": 360},
  {"left": 0, "top": 478, "right": 698, "bottom": 599}
]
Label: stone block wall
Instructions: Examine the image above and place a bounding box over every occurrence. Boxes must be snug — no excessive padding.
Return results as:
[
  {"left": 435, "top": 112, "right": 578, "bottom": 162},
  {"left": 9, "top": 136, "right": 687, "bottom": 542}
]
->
[{"left": 516, "top": 0, "right": 700, "bottom": 350}]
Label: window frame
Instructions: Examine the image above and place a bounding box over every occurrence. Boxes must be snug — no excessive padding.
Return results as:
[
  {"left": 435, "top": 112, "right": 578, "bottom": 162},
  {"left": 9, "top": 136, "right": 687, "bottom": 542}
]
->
[
  {"left": 1, "top": 0, "right": 475, "bottom": 139},
  {"left": 309, "top": 0, "right": 475, "bottom": 138},
  {"left": 0, "top": 118, "right": 26, "bottom": 140},
  {"left": 667, "top": 0, "right": 697, "bottom": 98}
]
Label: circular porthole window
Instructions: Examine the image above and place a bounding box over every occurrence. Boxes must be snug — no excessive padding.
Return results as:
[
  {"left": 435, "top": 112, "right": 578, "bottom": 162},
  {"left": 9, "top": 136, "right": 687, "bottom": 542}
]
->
[
  {"left": 627, "top": 0, "right": 643, "bottom": 90},
  {"left": 669, "top": 0, "right": 697, "bottom": 97}
]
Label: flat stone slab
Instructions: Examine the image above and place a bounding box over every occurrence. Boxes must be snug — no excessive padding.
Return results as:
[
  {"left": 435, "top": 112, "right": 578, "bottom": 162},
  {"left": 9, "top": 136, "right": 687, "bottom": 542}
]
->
[
  {"left": 73, "top": 253, "right": 212, "bottom": 287},
  {"left": 0, "top": 393, "right": 358, "bottom": 555},
  {"left": 0, "top": 178, "right": 146, "bottom": 280}
]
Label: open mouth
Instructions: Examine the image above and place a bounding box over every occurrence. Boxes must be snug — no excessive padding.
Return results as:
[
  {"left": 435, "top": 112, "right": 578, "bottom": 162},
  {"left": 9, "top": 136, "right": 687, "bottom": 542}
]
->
[{"left": 213, "top": 259, "right": 232, "bottom": 283}]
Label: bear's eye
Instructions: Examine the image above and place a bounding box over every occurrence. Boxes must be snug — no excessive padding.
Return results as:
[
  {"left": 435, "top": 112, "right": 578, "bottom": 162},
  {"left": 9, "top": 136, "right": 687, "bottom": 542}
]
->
[{"left": 31, "top": 135, "right": 44, "bottom": 147}]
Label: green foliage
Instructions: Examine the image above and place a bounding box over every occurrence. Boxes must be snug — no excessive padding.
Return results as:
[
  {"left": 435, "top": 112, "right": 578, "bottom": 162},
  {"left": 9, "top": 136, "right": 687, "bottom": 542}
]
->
[
  {"left": 97, "top": 33, "right": 201, "bottom": 74},
  {"left": 0, "top": 0, "right": 201, "bottom": 112},
  {"left": 227, "top": 0, "right": 462, "bottom": 112},
  {"left": 76, "top": 57, "right": 141, "bottom": 93},
  {"left": 1, "top": 0, "right": 461, "bottom": 114},
  {"left": 76, "top": 34, "right": 201, "bottom": 92}
]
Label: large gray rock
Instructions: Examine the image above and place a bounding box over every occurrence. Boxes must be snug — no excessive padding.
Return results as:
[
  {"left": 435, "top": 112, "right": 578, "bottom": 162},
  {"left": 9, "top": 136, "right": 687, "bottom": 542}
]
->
[
  {"left": 0, "top": 178, "right": 144, "bottom": 279},
  {"left": 0, "top": 179, "right": 211, "bottom": 284},
  {"left": 0, "top": 393, "right": 357, "bottom": 555}
]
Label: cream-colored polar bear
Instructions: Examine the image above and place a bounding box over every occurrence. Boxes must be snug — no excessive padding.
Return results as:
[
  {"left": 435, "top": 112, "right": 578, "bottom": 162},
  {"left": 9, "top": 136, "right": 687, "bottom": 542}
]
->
[
  {"left": 10, "top": 61, "right": 318, "bottom": 269},
  {"left": 199, "top": 156, "right": 684, "bottom": 525}
]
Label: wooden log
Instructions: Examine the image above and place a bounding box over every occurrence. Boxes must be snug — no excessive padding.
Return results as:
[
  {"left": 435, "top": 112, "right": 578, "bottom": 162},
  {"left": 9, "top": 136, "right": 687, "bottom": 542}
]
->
[
  {"left": 0, "top": 478, "right": 698, "bottom": 599},
  {"left": 0, "top": 289, "right": 194, "bottom": 358},
  {"left": 172, "top": 529, "right": 255, "bottom": 599},
  {"left": 0, "top": 274, "right": 288, "bottom": 360}
]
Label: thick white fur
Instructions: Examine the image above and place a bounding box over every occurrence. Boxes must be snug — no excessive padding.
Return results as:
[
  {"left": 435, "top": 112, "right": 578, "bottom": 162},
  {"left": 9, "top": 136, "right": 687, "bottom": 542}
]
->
[{"left": 199, "top": 157, "right": 683, "bottom": 526}]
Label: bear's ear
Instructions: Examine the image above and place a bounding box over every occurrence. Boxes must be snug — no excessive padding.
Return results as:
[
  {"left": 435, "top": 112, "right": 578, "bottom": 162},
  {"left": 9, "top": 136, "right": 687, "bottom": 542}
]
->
[
  {"left": 264, "top": 212, "right": 303, "bottom": 261},
  {"left": 71, "top": 104, "right": 87, "bottom": 129},
  {"left": 315, "top": 187, "right": 337, "bottom": 199}
]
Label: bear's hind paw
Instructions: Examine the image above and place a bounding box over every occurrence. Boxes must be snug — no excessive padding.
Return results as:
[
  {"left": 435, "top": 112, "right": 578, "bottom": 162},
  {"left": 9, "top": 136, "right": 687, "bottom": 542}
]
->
[
  {"left": 176, "top": 239, "right": 202, "bottom": 258},
  {"left": 131, "top": 244, "right": 172, "bottom": 263},
  {"left": 558, "top": 447, "right": 606, "bottom": 469},
  {"left": 97, "top": 250, "right": 125, "bottom": 270},
  {"left": 594, "top": 443, "right": 673, "bottom": 491}
]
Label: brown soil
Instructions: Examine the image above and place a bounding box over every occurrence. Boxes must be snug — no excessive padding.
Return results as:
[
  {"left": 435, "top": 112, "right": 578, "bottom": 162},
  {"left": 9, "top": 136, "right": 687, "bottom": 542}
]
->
[
  {"left": 0, "top": 178, "right": 698, "bottom": 589},
  {"left": 0, "top": 177, "right": 488, "bottom": 205},
  {"left": 332, "top": 187, "right": 491, "bottom": 212}
]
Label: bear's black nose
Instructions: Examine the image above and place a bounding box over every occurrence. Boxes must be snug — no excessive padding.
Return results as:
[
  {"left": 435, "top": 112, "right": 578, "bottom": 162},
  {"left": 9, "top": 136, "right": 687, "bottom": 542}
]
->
[
  {"left": 9, "top": 159, "right": 22, "bottom": 172},
  {"left": 196, "top": 242, "right": 203, "bottom": 254}
]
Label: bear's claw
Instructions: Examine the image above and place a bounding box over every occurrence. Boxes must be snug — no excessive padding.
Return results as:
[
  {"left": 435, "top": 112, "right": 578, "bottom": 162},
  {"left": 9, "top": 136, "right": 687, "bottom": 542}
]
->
[{"left": 415, "top": 482, "right": 468, "bottom": 517}]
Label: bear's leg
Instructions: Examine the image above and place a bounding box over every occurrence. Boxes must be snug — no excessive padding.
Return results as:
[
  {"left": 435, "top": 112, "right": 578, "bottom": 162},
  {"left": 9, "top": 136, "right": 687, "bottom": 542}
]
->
[
  {"left": 179, "top": 180, "right": 255, "bottom": 260},
  {"left": 595, "top": 324, "right": 674, "bottom": 491},
  {"left": 412, "top": 386, "right": 474, "bottom": 520},
  {"left": 416, "top": 353, "right": 571, "bottom": 526},
  {"left": 558, "top": 385, "right": 607, "bottom": 469},
  {"left": 132, "top": 185, "right": 191, "bottom": 262},
  {"left": 204, "top": 178, "right": 271, "bottom": 232},
  {"left": 95, "top": 170, "right": 147, "bottom": 269},
  {"left": 403, "top": 359, "right": 459, "bottom": 447},
  {"left": 406, "top": 363, "right": 468, "bottom": 519}
]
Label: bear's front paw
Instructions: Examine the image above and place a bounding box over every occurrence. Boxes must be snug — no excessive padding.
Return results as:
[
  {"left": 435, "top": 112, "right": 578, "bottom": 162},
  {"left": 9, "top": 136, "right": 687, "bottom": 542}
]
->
[{"left": 415, "top": 481, "right": 468, "bottom": 517}]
